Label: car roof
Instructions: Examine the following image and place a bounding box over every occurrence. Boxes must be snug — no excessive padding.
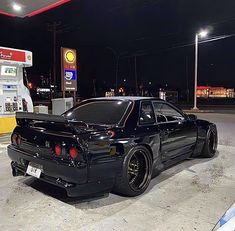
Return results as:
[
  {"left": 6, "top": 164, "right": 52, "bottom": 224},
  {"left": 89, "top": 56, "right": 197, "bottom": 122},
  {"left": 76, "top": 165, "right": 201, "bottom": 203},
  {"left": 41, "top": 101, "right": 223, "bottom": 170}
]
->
[{"left": 88, "top": 96, "right": 164, "bottom": 101}]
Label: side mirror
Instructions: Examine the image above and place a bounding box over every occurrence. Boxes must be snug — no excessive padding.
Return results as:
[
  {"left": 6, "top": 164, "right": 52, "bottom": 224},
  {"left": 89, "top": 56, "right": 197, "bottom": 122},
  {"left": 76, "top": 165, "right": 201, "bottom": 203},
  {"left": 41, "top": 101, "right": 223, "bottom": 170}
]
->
[{"left": 187, "top": 114, "right": 197, "bottom": 121}]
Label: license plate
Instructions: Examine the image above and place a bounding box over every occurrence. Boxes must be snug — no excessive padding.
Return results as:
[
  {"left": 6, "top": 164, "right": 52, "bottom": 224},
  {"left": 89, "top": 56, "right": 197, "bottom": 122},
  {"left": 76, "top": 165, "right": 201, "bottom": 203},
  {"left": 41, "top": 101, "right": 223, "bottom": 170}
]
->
[{"left": 26, "top": 163, "right": 42, "bottom": 179}]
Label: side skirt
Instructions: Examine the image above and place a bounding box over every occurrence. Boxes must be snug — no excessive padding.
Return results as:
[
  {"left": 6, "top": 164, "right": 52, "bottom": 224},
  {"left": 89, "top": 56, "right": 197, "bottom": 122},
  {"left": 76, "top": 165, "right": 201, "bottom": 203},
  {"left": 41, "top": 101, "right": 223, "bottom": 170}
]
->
[{"left": 162, "top": 151, "right": 192, "bottom": 170}]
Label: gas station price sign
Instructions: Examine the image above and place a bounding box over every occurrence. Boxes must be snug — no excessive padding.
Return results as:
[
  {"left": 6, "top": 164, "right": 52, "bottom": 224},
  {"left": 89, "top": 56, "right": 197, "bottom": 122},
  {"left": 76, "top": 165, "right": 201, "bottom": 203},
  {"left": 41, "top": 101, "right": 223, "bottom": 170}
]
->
[
  {"left": 61, "top": 47, "right": 77, "bottom": 92},
  {"left": 0, "top": 66, "right": 17, "bottom": 77}
]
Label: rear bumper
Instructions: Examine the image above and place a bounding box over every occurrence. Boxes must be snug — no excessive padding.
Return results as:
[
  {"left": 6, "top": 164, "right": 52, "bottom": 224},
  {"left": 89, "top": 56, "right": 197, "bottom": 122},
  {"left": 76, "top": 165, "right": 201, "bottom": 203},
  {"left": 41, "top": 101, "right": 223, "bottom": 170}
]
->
[{"left": 8, "top": 145, "right": 115, "bottom": 197}]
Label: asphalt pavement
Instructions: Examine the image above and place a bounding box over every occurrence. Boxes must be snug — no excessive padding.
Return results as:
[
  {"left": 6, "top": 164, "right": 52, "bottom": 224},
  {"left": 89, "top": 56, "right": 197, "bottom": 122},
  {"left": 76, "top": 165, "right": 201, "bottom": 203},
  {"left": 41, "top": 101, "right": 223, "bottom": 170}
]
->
[
  {"left": 0, "top": 134, "right": 11, "bottom": 145},
  {"left": 194, "top": 113, "right": 235, "bottom": 147}
]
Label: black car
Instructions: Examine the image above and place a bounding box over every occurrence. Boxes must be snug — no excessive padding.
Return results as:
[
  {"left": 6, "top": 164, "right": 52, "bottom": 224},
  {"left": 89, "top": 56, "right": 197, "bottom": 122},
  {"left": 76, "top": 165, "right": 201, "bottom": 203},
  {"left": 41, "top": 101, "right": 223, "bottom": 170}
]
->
[{"left": 8, "top": 97, "right": 218, "bottom": 197}]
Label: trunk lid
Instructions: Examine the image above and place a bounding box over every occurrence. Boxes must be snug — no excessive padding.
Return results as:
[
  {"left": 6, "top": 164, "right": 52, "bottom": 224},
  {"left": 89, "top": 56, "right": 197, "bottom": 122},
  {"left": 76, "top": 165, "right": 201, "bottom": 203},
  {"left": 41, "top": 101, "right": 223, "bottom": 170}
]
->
[{"left": 13, "top": 112, "right": 97, "bottom": 164}]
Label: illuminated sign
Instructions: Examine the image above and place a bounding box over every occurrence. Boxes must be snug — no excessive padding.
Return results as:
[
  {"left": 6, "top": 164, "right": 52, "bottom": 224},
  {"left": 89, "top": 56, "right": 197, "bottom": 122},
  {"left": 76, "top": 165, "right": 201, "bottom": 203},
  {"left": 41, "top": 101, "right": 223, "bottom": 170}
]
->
[
  {"left": 61, "top": 47, "right": 77, "bottom": 92},
  {"left": 0, "top": 65, "right": 17, "bottom": 77},
  {"left": 0, "top": 48, "right": 25, "bottom": 62},
  {"left": 65, "top": 50, "right": 76, "bottom": 63},
  {"left": 0, "top": 47, "right": 32, "bottom": 66},
  {"left": 37, "top": 88, "right": 50, "bottom": 93},
  {"left": 64, "top": 70, "right": 76, "bottom": 81}
]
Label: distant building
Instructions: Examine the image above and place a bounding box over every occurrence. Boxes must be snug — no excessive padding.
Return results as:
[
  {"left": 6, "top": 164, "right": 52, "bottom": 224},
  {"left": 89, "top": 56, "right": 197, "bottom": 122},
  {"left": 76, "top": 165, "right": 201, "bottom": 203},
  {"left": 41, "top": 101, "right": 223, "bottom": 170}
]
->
[
  {"left": 197, "top": 86, "right": 235, "bottom": 98},
  {"left": 159, "top": 89, "right": 178, "bottom": 103},
  {"left": 105, "top": 89, "right": 115, "bottom": 97}
]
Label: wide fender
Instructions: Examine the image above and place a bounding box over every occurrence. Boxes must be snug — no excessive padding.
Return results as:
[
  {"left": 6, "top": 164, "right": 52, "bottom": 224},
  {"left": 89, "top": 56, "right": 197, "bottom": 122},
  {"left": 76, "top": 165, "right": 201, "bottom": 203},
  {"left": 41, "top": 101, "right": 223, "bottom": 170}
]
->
[
  {"left": 111, "top": 131, "right": 161, "bottom": 174},
  {"left": 192, "top": 119, "right": 217, "bottom": 157}
]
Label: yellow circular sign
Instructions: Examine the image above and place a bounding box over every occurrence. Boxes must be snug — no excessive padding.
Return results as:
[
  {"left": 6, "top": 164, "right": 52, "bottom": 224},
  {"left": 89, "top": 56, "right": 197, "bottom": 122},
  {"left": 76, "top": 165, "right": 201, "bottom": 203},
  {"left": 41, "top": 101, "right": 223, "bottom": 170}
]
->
[{"left": 65, "top": 50, "right": 75, "bottom": 63}]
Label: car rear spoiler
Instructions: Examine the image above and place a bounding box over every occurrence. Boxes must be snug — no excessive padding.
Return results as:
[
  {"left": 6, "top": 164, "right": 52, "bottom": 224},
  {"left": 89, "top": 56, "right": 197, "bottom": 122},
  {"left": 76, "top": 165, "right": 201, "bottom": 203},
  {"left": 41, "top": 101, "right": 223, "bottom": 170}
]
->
[
  {"left": 16, "top": 112, "right": 67, "bottom": 125},
  {"left": 15, "top": 112, "right": 89, "bottom": 134}
]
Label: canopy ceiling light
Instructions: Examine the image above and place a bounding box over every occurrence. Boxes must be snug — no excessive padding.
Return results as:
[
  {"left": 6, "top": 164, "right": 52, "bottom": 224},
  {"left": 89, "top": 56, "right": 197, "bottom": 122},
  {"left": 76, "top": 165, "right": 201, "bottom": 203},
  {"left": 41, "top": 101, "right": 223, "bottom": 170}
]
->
[
  {"left": 0, "top": 0, "right": 71, "bottom": 17},
  {"left": 12, "top": 3, "right": 22, "bottom": 12}
]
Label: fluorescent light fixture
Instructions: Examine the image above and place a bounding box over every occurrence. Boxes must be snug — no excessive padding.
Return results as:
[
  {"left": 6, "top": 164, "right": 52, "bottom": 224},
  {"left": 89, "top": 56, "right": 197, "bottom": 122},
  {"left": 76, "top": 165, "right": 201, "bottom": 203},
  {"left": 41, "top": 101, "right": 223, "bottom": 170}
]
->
[{"left": 12, "top": 3, "right": 22, "bottom": 11}]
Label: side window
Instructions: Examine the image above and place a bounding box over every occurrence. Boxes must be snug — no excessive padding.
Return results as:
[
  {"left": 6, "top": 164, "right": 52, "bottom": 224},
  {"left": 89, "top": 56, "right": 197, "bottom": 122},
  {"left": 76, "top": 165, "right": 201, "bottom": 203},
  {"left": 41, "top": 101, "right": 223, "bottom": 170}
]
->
[
  {"left": 153, "top": 102, "right": 184, "bottom": 123},
  {"left": 153, "top": 102, "right": 167, "bottom": 123},
  {"left": 160, "top": 104, "right": 184, "bottom": 122},
  {"left": 139, "top": 101, "right": 155, "bottom": 125}
]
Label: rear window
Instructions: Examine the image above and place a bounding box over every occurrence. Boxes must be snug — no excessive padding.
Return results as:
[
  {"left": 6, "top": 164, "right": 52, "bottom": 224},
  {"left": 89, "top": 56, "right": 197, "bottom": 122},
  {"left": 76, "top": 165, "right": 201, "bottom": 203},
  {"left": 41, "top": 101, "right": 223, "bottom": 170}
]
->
[{"left": 64, "top": 100, "right": 131, "bottom": 125}]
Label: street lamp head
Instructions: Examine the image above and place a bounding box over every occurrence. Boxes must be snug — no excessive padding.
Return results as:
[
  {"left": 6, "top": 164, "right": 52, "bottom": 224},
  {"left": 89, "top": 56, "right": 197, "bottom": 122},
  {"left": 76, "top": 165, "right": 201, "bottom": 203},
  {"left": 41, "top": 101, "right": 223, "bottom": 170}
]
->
[{"left": 198, "top": 30, "right": 208, "bottom": 38}]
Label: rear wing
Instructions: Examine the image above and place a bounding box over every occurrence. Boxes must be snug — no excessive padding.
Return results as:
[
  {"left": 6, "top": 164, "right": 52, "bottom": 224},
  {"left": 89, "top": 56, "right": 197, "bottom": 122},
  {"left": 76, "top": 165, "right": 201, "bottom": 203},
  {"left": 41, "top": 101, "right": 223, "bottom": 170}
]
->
[
  {"left": 15, "top": 112, "right": 89, "bottom": 134},
  {"left": 16, "top": 112, "right": 67, "bottom": 125}
]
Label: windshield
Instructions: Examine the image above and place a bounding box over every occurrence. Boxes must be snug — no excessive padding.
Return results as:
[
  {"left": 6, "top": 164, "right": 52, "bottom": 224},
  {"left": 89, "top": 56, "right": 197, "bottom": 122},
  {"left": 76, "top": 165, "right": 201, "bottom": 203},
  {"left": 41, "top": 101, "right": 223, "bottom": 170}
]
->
[{"left": 64, "top": 100, "right": 131, "bottom": 125}]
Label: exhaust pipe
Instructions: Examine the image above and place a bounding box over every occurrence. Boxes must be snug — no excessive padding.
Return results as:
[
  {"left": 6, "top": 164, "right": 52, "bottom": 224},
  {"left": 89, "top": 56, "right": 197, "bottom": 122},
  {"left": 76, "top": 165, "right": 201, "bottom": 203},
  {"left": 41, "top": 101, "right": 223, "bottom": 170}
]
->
[{"left": 11, "top": 161, "right": 24, "bottom": 177}]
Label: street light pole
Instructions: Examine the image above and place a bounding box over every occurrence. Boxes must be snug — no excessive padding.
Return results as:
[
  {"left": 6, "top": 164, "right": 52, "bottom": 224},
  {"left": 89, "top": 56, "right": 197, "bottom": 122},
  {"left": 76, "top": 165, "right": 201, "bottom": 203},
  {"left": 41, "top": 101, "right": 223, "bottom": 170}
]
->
[
  {"left": 115, "top": 56, "right": 120, "bottom": 94},
  {"left": 48, "top": 21, "right": 62, "bottom": 98},
  {"left": 192, "top": 29, "right": 208, "bottom": 110},
  {"left": 193, "top": 33, "right": 199, "bottom": 110},
  {"left": 134, "top": 55, "right": 138, "bottom": 95},
  {"left": 105, "top": 47, "right": 119, "bottom": 94}
]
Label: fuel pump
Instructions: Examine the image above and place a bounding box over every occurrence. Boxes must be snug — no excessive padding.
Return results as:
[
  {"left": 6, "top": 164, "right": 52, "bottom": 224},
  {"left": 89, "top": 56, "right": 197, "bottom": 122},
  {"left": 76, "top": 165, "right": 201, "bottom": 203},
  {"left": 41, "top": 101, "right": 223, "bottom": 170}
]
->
[{"left": 0, "top": 46, "right": 33, "bottom": 133}]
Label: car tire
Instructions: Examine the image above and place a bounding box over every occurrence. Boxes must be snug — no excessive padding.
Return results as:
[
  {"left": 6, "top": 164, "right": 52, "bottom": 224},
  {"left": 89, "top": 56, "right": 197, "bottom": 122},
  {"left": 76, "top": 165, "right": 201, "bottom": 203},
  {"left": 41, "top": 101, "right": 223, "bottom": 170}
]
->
[
  {"left": 113, "top": 146, "right": 153, "bottom": 197},
  {"left": 201, "top": 125, "right": 218, "bottom": 158}
]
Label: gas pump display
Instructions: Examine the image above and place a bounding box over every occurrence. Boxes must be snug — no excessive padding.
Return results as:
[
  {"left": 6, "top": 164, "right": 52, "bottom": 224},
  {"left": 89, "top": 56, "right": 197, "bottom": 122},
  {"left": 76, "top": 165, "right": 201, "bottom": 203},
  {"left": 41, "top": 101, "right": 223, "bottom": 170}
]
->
[
  {"left": 0, "top": 46, "right": 33, "bottom": 133},
  {"left": 1, "top": 66, "right": 17, "bottom": 76}
]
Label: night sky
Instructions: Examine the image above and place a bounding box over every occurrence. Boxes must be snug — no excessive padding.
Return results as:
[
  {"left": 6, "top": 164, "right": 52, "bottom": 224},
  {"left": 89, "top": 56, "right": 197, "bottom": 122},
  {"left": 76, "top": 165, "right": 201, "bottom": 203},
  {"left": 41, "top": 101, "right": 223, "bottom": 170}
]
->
[{"left": 1, "top": 0, "right": 235, "bottom": 98}]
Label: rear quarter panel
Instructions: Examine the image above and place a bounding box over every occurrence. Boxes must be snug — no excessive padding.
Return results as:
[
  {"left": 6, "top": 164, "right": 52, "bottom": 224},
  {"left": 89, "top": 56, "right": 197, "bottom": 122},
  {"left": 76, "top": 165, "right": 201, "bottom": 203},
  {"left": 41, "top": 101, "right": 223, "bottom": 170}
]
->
[{"left": 192, "top": 119, "right": 216, "bottom": 157}]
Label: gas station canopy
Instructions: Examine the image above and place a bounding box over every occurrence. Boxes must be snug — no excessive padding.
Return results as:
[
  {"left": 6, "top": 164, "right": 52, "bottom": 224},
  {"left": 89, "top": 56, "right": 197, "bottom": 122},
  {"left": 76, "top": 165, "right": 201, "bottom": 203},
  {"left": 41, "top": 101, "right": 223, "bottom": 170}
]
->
[{"left": 0, "top": 0, "right": 71, "bottom": 17}]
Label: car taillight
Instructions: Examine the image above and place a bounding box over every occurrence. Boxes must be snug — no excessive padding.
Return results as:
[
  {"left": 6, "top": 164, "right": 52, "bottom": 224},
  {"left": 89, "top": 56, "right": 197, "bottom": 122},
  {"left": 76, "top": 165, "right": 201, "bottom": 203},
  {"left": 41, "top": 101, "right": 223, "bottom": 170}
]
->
[
  {"left": 12, "top": 134, "right": 22, "bottom": 145},
  {"left": 69, "top": 147, "right": 78, "bottom": 159},
  {"left": 11, "top": 134, "right": 18, "bottom": 145},
  {"left": 54, "top": 144, "right": 62, "bottom": 156},
  {"left": 107, "top": 130, "right": 115, "bottom": 138},
  {"left": 16, "top": 135, "right": 22, "bottom": 145}
]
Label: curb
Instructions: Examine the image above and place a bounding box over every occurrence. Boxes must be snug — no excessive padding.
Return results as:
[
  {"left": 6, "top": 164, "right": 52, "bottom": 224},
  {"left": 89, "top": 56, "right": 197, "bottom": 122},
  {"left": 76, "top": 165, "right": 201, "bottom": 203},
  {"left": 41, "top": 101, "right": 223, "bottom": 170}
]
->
[{"left": 183, "top": 110, "right": 215, "bottom": 113}]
